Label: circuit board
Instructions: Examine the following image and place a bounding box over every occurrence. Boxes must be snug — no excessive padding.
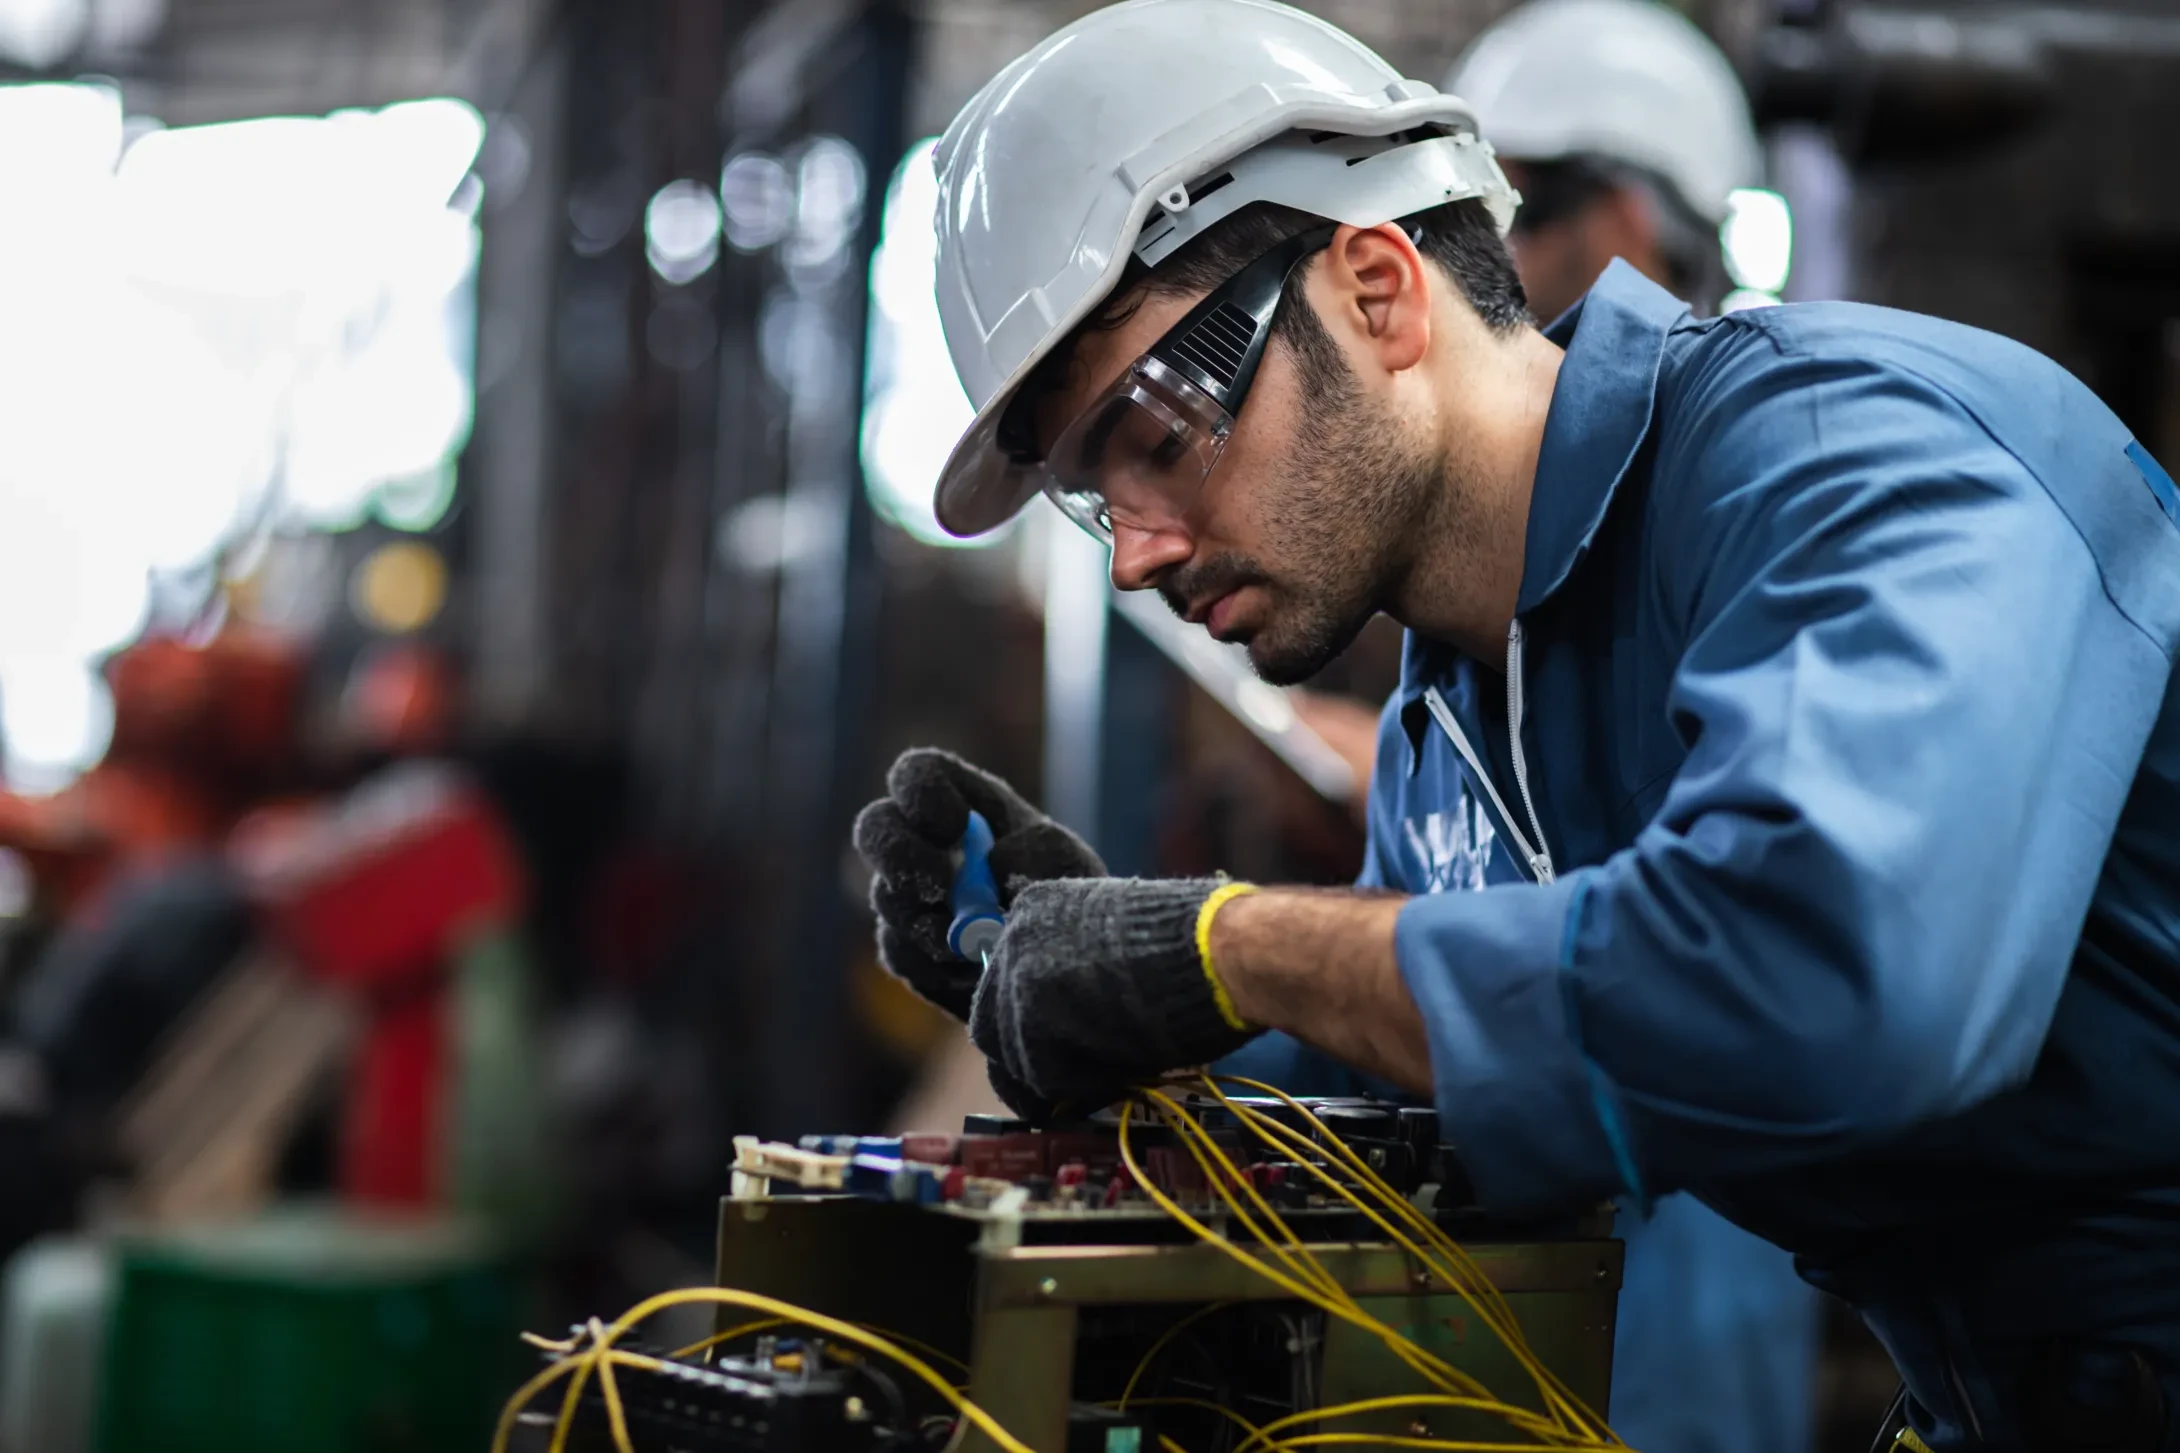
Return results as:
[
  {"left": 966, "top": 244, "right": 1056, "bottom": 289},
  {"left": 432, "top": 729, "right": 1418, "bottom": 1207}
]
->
[
  {"left": 731, "top": 1096, "right": 1483, "bottom": 1223},
  {"left": 728, "top": 1095, "right": 1608, "bottom": 1249},
  {"left": 519, "top": 1094, "right": 1624, "bottom": 1452}
]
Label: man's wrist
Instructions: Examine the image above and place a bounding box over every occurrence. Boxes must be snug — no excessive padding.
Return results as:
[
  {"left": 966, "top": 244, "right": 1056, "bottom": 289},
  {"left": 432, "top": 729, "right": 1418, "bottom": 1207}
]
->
[
  {"left": 1208, "top": 887, "right": 1409, "bottom": 1031},
  {"left": 1194, "top": 880, "right": 1260, "bottom": 1031}
]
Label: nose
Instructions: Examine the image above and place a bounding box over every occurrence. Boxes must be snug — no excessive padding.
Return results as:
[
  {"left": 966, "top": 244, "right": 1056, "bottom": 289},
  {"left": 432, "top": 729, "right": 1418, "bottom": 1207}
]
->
[{"left": 1108, "top": 519, "right": 1193, "bottom": 592}]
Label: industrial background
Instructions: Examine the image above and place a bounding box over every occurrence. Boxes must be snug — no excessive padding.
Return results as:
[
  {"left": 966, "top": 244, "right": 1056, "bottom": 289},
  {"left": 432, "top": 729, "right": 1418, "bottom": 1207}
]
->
[{"left": 0, "top": 0, "right": 2174, "bottom": 1448}]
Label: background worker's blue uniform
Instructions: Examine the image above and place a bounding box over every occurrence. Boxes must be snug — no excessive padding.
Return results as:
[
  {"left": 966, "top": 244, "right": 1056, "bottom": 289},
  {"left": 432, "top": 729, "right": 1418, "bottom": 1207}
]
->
[{"left": 1240, "top": 259, "right": 2180, "bottom": 1452}]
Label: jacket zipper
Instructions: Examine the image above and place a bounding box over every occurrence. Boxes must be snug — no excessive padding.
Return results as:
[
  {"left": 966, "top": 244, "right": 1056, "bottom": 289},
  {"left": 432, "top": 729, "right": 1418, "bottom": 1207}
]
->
[
  {"left": 1503, "top": 619, "right": 1558, "bottom": 884},
  {"left": 1421, "top": 639, "right": 1557, "bottom": 885}
]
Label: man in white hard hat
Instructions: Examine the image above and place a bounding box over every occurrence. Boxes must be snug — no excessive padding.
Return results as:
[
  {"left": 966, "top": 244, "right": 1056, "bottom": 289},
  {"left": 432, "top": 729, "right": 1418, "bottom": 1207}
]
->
[
  {"left": 1445, "top": 0, "right": 1762, "bottom": 324},
  {"left": 854, "top": 3, "right": 2180, "bottom": 1450},
  {"left": 1234, "top": 4, "right": 1820, "bottom": 1438}
]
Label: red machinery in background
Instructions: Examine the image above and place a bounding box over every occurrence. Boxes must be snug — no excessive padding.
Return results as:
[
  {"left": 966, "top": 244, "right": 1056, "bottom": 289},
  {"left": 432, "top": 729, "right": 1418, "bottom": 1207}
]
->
[{"left": 0, "top": 632, "right": 535, "bottom": 1217}]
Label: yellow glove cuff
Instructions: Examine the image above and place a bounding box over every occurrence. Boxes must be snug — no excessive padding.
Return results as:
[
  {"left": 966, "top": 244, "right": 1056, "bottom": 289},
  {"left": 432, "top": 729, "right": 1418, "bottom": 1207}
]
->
[{"left": 1194, "top": 881, "right": 1259, "bottom": 1032}]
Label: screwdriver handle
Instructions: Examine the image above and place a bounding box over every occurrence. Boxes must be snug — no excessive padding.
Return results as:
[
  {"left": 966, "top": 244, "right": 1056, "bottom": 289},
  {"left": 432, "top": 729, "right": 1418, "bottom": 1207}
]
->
[{"left": 948, "top": 810, "right": 1005, "bottom": 964}]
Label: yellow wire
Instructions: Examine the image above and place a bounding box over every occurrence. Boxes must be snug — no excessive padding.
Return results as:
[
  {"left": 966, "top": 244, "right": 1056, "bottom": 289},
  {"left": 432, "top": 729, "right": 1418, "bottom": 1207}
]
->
[
  {"left": 1207, "top": 1078, "right": 1621, "bottom": 1446},
  {"left": 1233, "top": 1393, "right": 1618, "bottom": 1453},
  {"left": 1278, "top": 1437, "right": 1584, "bottom": 1452},
  {"left": 1118, "top": 1100, "right": 1566, "bottom": 1446},
  {"left": 1117, "top": 1302, "right": 1231, "bottom": 1409},
  {"left": 666, "top": 1316, "right": 971, "bottom": 1381},
  {"left": 1196, "top": 1088, "right": 1578, "bottom": 1430},
  {"left": 668, "top": 1316, "right": 791, "bottom": 1361},
  {"left": 1140, "top": 1090, "right": 1525, "bottom": 1418},
  {"left": 492, "top": 1287, "right": 1038, "bottom": 1453},
  {"left": 1207, "top": 1086, "right": 1528, "bottom": 1348},
  {"left": 1141, "top": 1094, "right": 1530, "bottom": 1424},
  {"left": 501, "top": 1085, "right": 1623, "bottom": 1453},
  {"left": 1252, "top": 1088, "right": 1617, "bottom": 1447},
  {"left": 1148, "top": 1097, "right": 1351, "bottom": 1303}
]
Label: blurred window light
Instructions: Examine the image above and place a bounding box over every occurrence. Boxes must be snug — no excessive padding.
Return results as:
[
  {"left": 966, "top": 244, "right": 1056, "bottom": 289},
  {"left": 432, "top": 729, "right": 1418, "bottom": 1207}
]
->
[
  {"left": 860, "top": 138, "right": 984, "bottom": 549},
  {"left": 718, "top": 494, "right": 833, "bottom": 575},
  {"left": 720, "top": 152, "right": 794, "bottom": 252},
  {"left": 0, "top": 86, "right": 483, "bottom": 790},
  {"left": 645, "top": 178, "right": 723, "bottom": 285},
  {"left": 0, "top": 0, "right": 86, "bottom": 69},
  {"left": 374, "top": 458, "right": 460, "bottom": 533},
  {"left": 1722, "top": 187, "right": 1793, "bottom": 296},
  {"left": 1721, "top": 289, "right": 1782, "bottom": 313},
  {"left": 0, "top": 493, "right": 152, "bottom": 660},
  {"left": 0, "top": 657, "right": 114, "bottom": 793},
  {"left": 784, "top": 136, "right": 866, "bottom": 272}
]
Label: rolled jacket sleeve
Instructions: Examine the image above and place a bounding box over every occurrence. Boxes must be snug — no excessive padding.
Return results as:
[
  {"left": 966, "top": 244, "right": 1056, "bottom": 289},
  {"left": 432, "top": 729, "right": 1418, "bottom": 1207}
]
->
[{"left": 1400, "top": 355, "right": 2176, "bottom": 1214}]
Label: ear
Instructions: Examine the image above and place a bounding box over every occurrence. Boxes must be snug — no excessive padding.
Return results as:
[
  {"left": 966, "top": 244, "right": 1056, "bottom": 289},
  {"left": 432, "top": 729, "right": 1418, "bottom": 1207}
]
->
[{"left": 1313, "top": 222, "right": 1431, "bottom": 375}]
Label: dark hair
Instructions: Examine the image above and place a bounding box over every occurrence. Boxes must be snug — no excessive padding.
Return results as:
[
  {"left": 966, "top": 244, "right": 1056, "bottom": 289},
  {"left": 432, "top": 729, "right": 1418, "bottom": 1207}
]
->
[{"left": 1003, "top": 196, "right": 1529, "bottom": 460}]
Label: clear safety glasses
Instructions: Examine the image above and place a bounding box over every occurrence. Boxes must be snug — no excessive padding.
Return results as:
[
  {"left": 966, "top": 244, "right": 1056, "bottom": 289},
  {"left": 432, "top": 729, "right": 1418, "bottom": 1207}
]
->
[{"left": 1038, "top": 224, "right": 1337, "bottom": 543}]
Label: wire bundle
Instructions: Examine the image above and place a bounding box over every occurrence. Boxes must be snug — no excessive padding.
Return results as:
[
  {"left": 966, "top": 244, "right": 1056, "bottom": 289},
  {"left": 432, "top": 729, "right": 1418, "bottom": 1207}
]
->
[
  {"left": 1111, "top": 1076, "right": 1624, "bottom": 1452},
  {"left": 494, "top": 1078, "right": 1628, "bottom": 1453}
]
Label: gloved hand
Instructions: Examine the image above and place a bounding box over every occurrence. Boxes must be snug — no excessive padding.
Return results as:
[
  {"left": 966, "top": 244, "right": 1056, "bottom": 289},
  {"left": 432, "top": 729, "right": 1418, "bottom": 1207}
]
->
[
  {"left": 851, "top": 748, "right": 1105, "bottom": 1022},
  {"left": 968, "top": 876, "right": 1262, "bottom": 1119}
]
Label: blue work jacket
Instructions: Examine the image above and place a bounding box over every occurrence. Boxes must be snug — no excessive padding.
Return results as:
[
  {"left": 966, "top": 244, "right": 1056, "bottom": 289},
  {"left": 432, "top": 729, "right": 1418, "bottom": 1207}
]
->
[{"left": 1360, "top": 262, "right": 2180, "bottom": 1450}]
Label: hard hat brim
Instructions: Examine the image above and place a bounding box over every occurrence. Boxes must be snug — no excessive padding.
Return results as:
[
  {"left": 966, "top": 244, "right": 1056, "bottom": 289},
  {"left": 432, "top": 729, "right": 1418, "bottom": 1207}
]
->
[{"left": 933, "top": 407, "right": 1038, "bottom": 538}]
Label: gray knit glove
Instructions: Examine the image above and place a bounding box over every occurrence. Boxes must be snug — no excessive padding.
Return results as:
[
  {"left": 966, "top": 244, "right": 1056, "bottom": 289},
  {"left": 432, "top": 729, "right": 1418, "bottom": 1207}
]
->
[
  {"left": 852, "top": 748, "right": 1106, "bottom": 1021},
  {"left": 968, "top": 877, "right": 1261, "bottom": 1118}
]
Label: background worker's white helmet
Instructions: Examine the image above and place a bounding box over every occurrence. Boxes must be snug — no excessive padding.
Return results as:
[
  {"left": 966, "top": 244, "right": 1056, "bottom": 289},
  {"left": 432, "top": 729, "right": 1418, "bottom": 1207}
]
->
[
  {"left": 931, "top": 0, "right": 1517, "bottom": 537},
  {"left": 1445, "top": 0, "right": 1760, "bottom": 227}
]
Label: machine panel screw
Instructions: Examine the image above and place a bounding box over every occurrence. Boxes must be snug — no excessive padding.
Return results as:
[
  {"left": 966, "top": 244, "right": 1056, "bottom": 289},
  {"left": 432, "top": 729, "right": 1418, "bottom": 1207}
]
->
[{"left": 1039, "top": 1277, "right": 1060, "bottom": 1297}]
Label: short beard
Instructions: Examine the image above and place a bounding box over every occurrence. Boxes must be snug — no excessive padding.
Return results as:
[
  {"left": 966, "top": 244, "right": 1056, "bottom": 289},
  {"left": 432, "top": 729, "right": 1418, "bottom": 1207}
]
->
[{"left": 1187, "top": 336, "right": 1445, "bottom": 686}]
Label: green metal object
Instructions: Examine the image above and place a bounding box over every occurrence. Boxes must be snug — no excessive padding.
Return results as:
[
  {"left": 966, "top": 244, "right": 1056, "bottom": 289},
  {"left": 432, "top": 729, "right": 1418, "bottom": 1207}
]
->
[
  {"left": 716, "top": 1196, "right": 1621, "bottom": 1452},
  {"left": 94, "top": 1208, "right": 525, "bottom": 1453}
]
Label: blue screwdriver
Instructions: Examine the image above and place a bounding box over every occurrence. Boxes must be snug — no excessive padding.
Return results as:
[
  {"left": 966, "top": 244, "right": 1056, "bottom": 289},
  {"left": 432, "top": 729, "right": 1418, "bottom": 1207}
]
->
[{"left": 948, "top": 810, "right": 1006, "bottom": 966}]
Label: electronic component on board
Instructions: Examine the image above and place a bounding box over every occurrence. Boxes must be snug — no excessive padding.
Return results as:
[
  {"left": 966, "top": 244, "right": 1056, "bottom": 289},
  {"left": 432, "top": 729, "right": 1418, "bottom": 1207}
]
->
[
  {"left": 734, "top": 1094, "right": 1480, "bottom": 1221},
  {"left": 526, "top": 1335, "right": 906, "bottom": 1452}
]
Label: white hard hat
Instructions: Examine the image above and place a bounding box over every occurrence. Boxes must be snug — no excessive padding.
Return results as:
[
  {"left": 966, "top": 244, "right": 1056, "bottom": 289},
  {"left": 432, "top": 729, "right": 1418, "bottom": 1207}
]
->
[
  {"left": 931, "top": 0, "right": 1517, "bottom": 538},
  {"left": 1445, "top": 0, "right": 1760, "bottom": 227}
]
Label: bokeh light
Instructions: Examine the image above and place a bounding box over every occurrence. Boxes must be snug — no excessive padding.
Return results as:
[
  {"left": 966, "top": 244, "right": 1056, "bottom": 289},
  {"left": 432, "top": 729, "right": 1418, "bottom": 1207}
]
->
[
  {"left": 1722, "top": 186, "right": 1793, "bottom": 297},
  {"left": 0, "top": 82, "right": 483, "bottom": 791},
  {"left": 860, "top": 138, "right": 985, "bottom": 549},
  {"left": 645, "top": 178, "right": 723, "bottom": 284}
]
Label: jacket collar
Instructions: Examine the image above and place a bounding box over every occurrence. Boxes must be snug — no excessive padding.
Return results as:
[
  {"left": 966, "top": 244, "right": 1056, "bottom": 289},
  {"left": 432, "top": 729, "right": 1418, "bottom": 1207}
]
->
[{"left": 1396, "top": 259, "right": 1688, "bottom": 708}]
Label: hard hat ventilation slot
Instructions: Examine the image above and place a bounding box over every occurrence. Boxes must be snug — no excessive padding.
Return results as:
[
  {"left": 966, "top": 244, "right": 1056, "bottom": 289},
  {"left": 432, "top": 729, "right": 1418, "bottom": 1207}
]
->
[
  {"left": 1186, "top": 171, "right": 1235, "bottom": 205},
  {"left": 1136, "top": 172, "right": 1233, "bottom": 261},
  {"left": 1169, "top": 301, "right": 1257, "bottom": 391}
]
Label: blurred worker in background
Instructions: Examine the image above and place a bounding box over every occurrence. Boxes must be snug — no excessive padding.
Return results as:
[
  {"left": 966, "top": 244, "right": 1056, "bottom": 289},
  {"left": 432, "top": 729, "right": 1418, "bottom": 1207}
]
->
[
  {"left": 1448, "top": 0, "right": 1759, "bottom": 325},
  {"left": 856, "top": 1, "right": 2180, "bottom": 1450}
]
